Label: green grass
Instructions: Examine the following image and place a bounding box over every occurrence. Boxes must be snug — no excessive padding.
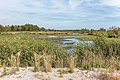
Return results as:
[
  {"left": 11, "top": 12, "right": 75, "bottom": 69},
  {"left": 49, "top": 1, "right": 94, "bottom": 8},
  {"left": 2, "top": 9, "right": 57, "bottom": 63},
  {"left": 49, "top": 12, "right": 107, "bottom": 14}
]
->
[
  {"left": 0, "top": 32, "right": 120, "bottom": 72},
  {"left": 0, "top": 34, "right": 67, "bottom": 67},
  {"left": 75, "top": 37, "right": 120, "bottom": 70}
]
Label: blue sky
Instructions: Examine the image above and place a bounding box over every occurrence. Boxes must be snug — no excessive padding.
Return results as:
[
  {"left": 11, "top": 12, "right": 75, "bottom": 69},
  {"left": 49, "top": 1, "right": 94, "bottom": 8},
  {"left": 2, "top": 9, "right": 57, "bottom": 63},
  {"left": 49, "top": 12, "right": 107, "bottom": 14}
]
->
[{"left": 0, "top": 0, "right": 120, "bottom": 30}]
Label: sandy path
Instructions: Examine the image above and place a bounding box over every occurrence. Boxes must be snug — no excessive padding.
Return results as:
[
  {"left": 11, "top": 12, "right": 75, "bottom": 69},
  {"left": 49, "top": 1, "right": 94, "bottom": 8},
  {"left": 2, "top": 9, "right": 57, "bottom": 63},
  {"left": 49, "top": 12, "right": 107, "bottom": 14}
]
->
[{"left": 0, "top": 67, "right": 113, "bottom": 80}]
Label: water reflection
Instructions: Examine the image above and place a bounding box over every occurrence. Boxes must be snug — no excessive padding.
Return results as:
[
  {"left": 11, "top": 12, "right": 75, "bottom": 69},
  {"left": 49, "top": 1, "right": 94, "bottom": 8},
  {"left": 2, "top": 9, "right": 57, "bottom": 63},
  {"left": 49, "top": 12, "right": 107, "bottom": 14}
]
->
[
  {"left": 61, "top": 38, "right": 93, "bottom": 53},
  {"left": 35, "top": 35, "right": 93, "bottom": 53}
]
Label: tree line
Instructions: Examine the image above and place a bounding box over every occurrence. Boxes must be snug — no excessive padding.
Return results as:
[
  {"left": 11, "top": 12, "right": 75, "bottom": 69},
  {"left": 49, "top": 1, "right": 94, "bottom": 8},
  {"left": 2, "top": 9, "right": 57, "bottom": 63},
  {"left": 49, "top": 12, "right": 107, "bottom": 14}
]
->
[
  {"left": 55, "top": 26, "right": 120, "bottom": 38},
  {"left": 0, "top": 24, "right": 120, "bottom": 38},
  {"left": 0, "top": 24, "right": 46, "bottom": 32},
  {"left": 78, "top": 27, "right": 120, "bottom": 38}
]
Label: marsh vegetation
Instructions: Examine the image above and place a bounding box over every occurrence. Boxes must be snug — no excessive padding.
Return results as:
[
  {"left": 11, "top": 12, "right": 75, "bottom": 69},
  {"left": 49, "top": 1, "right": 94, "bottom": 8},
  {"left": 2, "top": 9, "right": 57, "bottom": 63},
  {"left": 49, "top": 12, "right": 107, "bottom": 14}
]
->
[{"left": 0, "top": 24, "right": 120, "bottom": 80}]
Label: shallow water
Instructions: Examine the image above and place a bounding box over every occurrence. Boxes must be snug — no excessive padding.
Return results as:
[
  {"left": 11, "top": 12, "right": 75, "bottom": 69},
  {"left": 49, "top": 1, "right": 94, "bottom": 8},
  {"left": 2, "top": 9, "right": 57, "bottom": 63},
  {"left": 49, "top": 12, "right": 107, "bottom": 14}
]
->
[
  {"left": 35, "top": 35, "right": 93, "bottom": 53},
  {"left": 61, "top": 38, "right": 93, "bottom": 53}
]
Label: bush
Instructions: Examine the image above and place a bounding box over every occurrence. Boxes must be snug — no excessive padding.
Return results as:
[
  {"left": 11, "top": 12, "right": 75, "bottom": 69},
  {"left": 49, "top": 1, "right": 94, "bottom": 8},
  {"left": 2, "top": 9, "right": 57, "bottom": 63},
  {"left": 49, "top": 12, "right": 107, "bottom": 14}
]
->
[
  {"left": 0, "top": 34, "right": 67, "bottom": 67},
  {"left": 75, "top": 38, "right": 120, "bottom": 70}
]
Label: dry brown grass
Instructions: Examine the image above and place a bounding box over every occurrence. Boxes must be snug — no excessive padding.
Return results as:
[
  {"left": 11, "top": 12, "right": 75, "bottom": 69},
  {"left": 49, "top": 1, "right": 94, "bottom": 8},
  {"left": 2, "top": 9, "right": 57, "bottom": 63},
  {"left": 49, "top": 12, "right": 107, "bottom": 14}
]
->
[
  {"left": 43, "top": 55, "right": 52, "bottom": 72},
  {"left": 34, "top": 50, "right": 52, "bottom": 72},
  {"left": 67, "top": 56, "right": 76, "bottom": 73},
  {"left": 1, "top": 32, "right": 20, "bottom": 34},
  {"left": 30, "top": 31, "right": 68, "bottom": 35},
  {"left": 57, "top": 68, "right": 70, "bottom": 77},
  {"left": 108, "top": 56, "right": 118, "bottom": 73},
  {"left": 55, "top": 58, "right": 64, "bottom": 68},
  {"left": 34, "top": 53, "right": 40, "bottom": 72},
  {"left": 0, "top": 60, "right": 2, "bottom": 67},
  {"left": 98, "top": 56, "right": 120, "bottom": 80},
  {"left": 41, "top": 76, "right": 51, "bottom": 80},
  {"left": 11, "top": 54, "right": 16, "bottom": 67},
  {"left": 98, "top": 72, "right": 120, "bottom": 80},
  {"left": 11, "top": 52, "right": 21, "bottom": 70},
  {"left": 0, "top": 63, "right": 8, "bottom": 77}
]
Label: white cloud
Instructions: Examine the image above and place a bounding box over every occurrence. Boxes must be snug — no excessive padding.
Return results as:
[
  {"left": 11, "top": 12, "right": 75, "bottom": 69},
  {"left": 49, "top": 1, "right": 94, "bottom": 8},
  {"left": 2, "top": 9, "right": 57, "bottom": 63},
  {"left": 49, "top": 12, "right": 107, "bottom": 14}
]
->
[
  {"left": 100, "top": 0, "right": 120, "bottom": 8},
  {"left": 69, "top": 0, "right": 83, "bottom": 10},
  {"left": 50, "top": 0, "right": 70, "bottom": 11},
  {"left": 0, "top": 0, "right": 120, "bottom": 29},
  {"left": 99, "top": 0, "right": 120, "bottom": 17}
]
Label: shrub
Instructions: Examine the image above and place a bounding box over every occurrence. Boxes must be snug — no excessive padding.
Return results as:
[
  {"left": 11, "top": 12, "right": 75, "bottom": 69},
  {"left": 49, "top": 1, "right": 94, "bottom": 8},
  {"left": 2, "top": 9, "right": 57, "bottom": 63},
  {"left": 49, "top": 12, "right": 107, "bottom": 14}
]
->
[{"left": 75, "top": 38, "right": 120, "bottom": 70}]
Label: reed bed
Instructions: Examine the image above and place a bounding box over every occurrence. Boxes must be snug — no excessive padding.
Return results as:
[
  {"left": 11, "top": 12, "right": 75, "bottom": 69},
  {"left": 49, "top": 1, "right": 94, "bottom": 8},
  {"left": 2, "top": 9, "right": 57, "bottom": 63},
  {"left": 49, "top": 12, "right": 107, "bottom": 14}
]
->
[
  {"left": 0, "top": 34, "right": 120, "bottom": 73},
  {"left": 30, "top": 31, "right": 68, "bottom": 35},
  {"left": 0, "top": 34, "right": 67, "bottom": 67},
  {"left": 34, "top": 53, "right": 40, "bottom": 72},
  {"left": 75, "top": 38, "right": 120, "bottom": 70}
]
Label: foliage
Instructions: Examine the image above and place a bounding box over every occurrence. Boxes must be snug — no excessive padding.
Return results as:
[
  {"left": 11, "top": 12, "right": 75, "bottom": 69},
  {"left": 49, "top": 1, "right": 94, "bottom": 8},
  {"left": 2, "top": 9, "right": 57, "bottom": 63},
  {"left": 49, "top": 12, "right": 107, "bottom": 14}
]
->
[
  {"left": 75, "top": 38, "right": 120, "bottom": 69},
  {"left": 0, "top": 24, "right": 47, "bottom": 32},
  {"left": 0, "top": 34, "right": 67, "bottom": 67},
  {"left": 0, "top": 31, "right": 120, "bottom": 72},
  {"left": 78, "top": 27, "right": 120, "bottom": 38}
]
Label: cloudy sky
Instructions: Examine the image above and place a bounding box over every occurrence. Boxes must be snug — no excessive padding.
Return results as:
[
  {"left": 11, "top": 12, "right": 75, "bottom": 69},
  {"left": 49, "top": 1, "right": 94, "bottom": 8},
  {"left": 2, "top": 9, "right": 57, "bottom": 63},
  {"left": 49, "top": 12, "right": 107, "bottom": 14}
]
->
[{"left": 0, "top": 0, "right": 120, "bottom": 29}]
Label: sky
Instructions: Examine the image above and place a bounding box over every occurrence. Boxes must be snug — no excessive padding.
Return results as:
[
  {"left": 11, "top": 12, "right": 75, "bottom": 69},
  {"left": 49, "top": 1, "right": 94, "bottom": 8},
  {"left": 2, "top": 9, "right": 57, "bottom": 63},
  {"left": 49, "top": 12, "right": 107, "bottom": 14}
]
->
[{"left": 0, "top": 0, "right": 120, "bottom": 30}]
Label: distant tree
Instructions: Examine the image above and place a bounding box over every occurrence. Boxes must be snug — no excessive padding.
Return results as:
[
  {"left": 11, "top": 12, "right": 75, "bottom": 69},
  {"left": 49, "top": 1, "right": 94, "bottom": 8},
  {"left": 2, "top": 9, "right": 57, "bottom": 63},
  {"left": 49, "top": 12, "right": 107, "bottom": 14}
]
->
[
  {"left": 40, "top": 27, "right": 46, "bottom": 31},
  {"left": 99, "top": 28, "right": 106, "bottom": 31},
  {"left": 0, "top": 25, "right": 4, "bottom": 32},
  {"left": 0, "top": 24, "right": 47, "bottom": 32}
]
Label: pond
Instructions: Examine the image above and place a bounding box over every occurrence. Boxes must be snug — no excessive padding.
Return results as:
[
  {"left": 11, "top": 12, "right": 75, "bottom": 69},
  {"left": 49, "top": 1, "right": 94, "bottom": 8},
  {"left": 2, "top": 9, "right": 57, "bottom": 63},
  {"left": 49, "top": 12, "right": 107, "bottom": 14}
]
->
[
  {"left": 61, "top": 38, "right": 93, "bottom": 53},
  {"left": 35, "top": 35, "right": 93, "bottom": 53}
]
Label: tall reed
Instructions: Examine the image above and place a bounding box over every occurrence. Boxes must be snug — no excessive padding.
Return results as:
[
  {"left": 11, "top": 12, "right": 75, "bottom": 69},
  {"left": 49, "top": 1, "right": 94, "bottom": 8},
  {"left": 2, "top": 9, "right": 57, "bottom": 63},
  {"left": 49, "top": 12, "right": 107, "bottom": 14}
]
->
[
  {"left": 11, "top": 51, "right": 21, "bottom": 70},
  {"left": 68, "top": 55, "right": 76, "bottom": 73},
  {"left": 34, "top": 53, "right": 40, "bottom": 72},
  {"left": 75, "top": 38, "right": 120, "bottom": 70},
  {"left": 43, "top": 55, "right": 52, "bottom": 72}
]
